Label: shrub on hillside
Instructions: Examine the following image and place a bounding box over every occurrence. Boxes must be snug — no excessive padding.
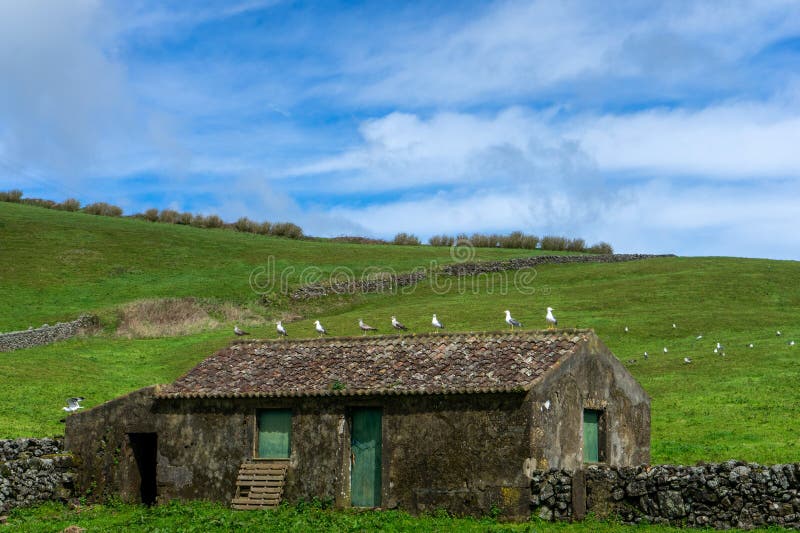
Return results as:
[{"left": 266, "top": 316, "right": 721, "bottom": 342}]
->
[
  {"left": 428, "top": 234, "right": 455, "bottom": 247},
  {"left": 55, "top": 198, "right": 81, "bottom": 211},
  {"left": 565, "top": 238, "right": 586, "bottom": 252},
  {"left": 392, "top": 232, "right": 421, "bottom": 245},
  {"left": 143, "top": 208, "right": 159, "bottom": 222},
  {"left": 234, "top": 217, "right": 259, "bottom": 233},
  {"left": 21, "top": 198, "right": 56, "bottom": 209},
  {"left": 176, "top": 212, "right": 193, "bottom": 225},
  {"left": 256, "top": 221, "right": 272, "bottom": 235},
  {"left": 158, "top": 209, "right": 179, "bottom": 224},
  {"left": 540, "top": 235, "right": 568, "bottom": 251},
  {"left": 84, "top": 202, "right": 123, "bottom": 217},
  {"left": 0, "top": 189, "right": 23, "bottom": 202},
  {"left": 270, "top": 222, "right": 303, "bottom": 239},
  {"left": 331, "top": 236, "right": 388, "bottom": 245},
  {"left": 587, "top": 241, "right": 614, "bottom": 254}
]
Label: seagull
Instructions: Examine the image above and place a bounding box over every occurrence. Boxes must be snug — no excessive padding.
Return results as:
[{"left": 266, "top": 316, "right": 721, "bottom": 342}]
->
[
  {"left": 663, "top": 347, "right": 668, "bottom": 353},
  {"left": 643, "top": 351, "right": 649, "bottom": 360},
  {"left": 314, "top": 320, "right": 327, "bottom": 336},
  {"left": 233, "top": 325, "right": 249, "bottom": 337},
  {"left": 504, "top": 310, "right": 522, "bottom": 330},
  {"left": 696, "top": 335, "right": 703, "bottom": 340},
  {"left": 432, "top": 314, "right": 444, "bottom": 332},
  {"left": 683, "top": 357, "right": 692, "bottom": 364},
  {"left": 790, "top": 340, "right": 796, "bottom": 346},
  {"left": 673, "top": 323, "right": 677, "bottom": 329},
  {"left": 624, "top": 326, "right": 629, "bottom": 333},
  {"left": 713, "top": 348, "right": 718, "bottom": 354},
  {"left": 777, "top": 331, "right": 782, "bottom": 336},
  {"left": 748, "top": 343, "right": 754, "bottom": 348},
  {"left": 62, "top": 397, "right": 85, "bottom": 413},
  {"left": 391, "top": 316, "right": 408, "bottom": 331},
  {"left": 276, "top": 321, "right": 288, "bottom": 337},
  {"left": 545, "top": 307, "right": 557, "bottom": 329},
  {"left": 716, "top": 342, "right": 723, "bottom": 350},
  {"left": 358, "top": 318, "right": 378, "bottom": 335}
]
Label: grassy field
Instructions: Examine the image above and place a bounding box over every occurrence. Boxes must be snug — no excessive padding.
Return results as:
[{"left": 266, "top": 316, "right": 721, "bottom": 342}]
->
[
  {"left": 5, "top": 501, "right": 787, "bottom": 532},
  {"left": 0, "top": 201, "right": 541, "bottom": 331},
  {"left": 2, "top": 202, "right": 800, "bottom": 466}
]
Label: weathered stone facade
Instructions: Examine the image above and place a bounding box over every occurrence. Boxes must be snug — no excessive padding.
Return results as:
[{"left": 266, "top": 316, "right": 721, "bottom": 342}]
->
[
  {"left": 531, "top": 462, "right": 800, "bottom": 530},
  {"left": 65, "top": 331, "right": 649, "bottom": 519},
  {"left": 0, "top": 438, "right": 74, "bottom": 513},
  {"left": 0, "top": 315, "right": 97, "bottom": 352}
]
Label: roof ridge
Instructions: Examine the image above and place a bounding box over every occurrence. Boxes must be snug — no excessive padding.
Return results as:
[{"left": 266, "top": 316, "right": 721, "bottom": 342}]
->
[{"left": 230, "top": 328, "right": 594, "bottom": 347}]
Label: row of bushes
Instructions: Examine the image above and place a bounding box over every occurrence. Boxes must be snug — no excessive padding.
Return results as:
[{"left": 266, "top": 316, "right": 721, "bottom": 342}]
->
[
  {"left": 0, "top": 190, "right": 304, "bottom": 239},
  {"left": 426, "top": 231, "right": 613, "bottom": 254}
]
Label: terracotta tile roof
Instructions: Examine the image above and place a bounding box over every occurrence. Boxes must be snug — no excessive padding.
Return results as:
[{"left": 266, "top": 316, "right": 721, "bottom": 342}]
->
[{"left": 157, "top": 330, "right": 594, "bottom": 399}]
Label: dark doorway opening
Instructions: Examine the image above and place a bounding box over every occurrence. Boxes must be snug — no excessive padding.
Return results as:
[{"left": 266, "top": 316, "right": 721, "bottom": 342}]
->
[{"left": 129, "top": 433, "right": 157, "bottom": 505}]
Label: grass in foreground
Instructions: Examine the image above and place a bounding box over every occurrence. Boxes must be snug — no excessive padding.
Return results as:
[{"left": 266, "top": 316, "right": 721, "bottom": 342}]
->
[{"left": 6, "top": 501, "right": 787, "bottom": 533}]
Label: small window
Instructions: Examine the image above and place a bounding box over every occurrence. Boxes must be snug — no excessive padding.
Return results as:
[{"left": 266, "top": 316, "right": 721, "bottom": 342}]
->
[
  {"left": 583, "top": 409, "right": 605, "bottom": 463},
  {"left": 257, "top": 409, "right": 292, "bottom": 458}
]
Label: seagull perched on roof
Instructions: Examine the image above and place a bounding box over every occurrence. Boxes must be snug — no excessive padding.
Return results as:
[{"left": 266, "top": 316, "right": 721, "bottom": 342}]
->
[
  {"left": 683, "top": 357, "right": 692, "bottom": 364},
  {"left": 545, "top": 307, "right": 557, "bottom": 329},
  {"left": 504, "top": 310, "right": 522, "bottom": 330},
  {"left": 432, "top": 314, "right": 444, "bottom": 332},
  {"left": 233, "top": 325, "right": 249, "bottom": 337},
  {"left": 391, "top": 316, "right": 408, "bottom": 331},
  {"left": 358, "top": 318, "right": 378, "bottom": 335},
  {"left": 276, "top": 321, "right": 287, "bottom": 337},
  {"left": 62, "top": 397, "right": 85, "bottom": 413},
  {"left": 314, "top": 320, "right": 327, "bottom": 336}
]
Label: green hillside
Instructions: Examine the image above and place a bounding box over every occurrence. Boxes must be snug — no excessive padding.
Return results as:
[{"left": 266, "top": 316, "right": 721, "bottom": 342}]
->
[{"left": 1, "top": 202, "right": 799, "bottom": 466}]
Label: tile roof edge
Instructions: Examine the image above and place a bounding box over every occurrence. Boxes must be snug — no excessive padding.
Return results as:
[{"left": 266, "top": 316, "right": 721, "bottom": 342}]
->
[{"left": 154, "top": 385, "right": 531, "bottom": 400}]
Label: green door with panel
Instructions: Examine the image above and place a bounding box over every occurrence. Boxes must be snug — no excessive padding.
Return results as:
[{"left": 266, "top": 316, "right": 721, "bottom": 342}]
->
[
  {"left": 583, "top": 409, "right": 600, "bottom": 463},
  {"left": 350, "top": 407, "right": 382, "bottom": 507}
]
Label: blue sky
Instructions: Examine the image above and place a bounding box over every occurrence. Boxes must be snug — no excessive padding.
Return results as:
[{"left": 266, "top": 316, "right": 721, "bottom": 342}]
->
[{"left": 2, "top": 1, "right": 800, "bottom": 258}]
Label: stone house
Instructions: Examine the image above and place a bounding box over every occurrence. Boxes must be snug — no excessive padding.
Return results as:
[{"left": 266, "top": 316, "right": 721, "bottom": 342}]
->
[{"left": 65, "top": 329, "right": 650, "bottom": 518}]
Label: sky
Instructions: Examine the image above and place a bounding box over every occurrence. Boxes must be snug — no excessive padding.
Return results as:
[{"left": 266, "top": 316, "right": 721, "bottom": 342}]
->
[{"left": 1, "top": 1, "right": 800, "bottom": 259}]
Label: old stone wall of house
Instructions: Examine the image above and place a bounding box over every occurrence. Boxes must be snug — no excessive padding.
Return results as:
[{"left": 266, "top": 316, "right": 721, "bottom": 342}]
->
[
  {"left": 0, "top": 438, "right": 74, "bottom": 513},
  {"left": 0, "top": 315, "right": 97, "bottom": 352},
  {"left": 531, "top": 462, "right": 800, "bottom": 530},
  {"left": 527, "top": 337, "right": 650, "bottom": 472}
]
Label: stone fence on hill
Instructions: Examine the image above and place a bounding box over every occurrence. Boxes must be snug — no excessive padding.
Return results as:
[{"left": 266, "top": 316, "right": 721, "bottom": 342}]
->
[
  {"left": 290, "top": 254, "right": 673, "bottom": 300},
  {"left": 531, "top": 461, "right": 800, "bottom": 530},
  {"left": 0, "top": 438, "right": 74, "bottom": 514},
  {"left": 0, "top": 315, "right": 97, "bottom": 352}
]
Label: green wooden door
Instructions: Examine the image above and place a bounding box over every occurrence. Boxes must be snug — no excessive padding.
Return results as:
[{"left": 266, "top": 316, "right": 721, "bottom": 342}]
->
[
  {"left": 351, "top": 407, "right": 382, "bottom": 507},
  {"left": 583, "top": 409, "right": 600, "bottom": 463},
  {"left": 257, "top": 410, "right": 292, "bottom": 458}
]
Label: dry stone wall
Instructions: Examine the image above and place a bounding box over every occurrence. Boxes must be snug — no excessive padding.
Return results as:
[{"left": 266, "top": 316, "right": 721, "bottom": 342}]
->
[
  {"left": 531, "top": 462, "right": 800, "bottom": 530},
  {"left": 0, "top": 315, "right": 97, "bottom": 352},
  {"left": 0, "top": 438, "right": 74, "bottom": 513},
  {"left": 290, "top": 254, "right": 673, "bottom": 300}
]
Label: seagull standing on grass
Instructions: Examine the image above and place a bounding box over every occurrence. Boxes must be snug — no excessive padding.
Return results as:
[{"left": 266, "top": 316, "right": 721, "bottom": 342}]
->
[
  {"left": 673, "top": 323, "right": 677, "bottom": 329},
  {"left": 358, "top": 318, "right": 378, "bottom": 335},
  {"left": 748, "top": 343, "right": 754, "bottom": 348},
  {"left": 663, "top": 347, "right": 668, "bottom": 353},
  {"left": 234, "top": 325, "right": 249, "bottom": 336},
  {"left": 391, "top": 316, "right": 408, "bottom": 331},
  {"left": 643, "top": 351, "right": 649, "bottom": 360},
  {"left": 624, "top": 326, "right": 629, "bottom": 333},
  {"left": 545, "top": 307, "right": 557, "bottom": 329},
  {"left": 777, "top": 331, "right": 782, "bottom": 336},
  {"left": 790, "top": 341, "right": 796, "bottom": 346},
  {"left": 62, "top": 397, "right": 85, "bottom": 413},
  {"left": 314, "top": 320, "right": 327, "bottom": 336},
  {"left": 683, "top": 357, "right": 693, "bottom": 364},
  {"left": 276, "top": 321, "right": 288, "bottom": 337},
  {"left": 432, "top": 314, "right": 444, "bottom": 332},
  {"left": 504, "top": 310, "right": 522, "bottom": 330}
]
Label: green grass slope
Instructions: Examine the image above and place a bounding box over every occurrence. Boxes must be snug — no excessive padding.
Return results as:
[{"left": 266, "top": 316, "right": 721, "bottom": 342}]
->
[
  {"left": 2, "top": 202, "right": 799, "bottom": 467},
  {"left": 0, "top": 202, "right": 540, "bottom": 331}
]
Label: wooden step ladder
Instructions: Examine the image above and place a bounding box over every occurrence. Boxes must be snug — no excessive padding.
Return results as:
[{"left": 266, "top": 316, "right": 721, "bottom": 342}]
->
[{"left": 231, "top": 461, "right": 288, "bottom": 510}]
